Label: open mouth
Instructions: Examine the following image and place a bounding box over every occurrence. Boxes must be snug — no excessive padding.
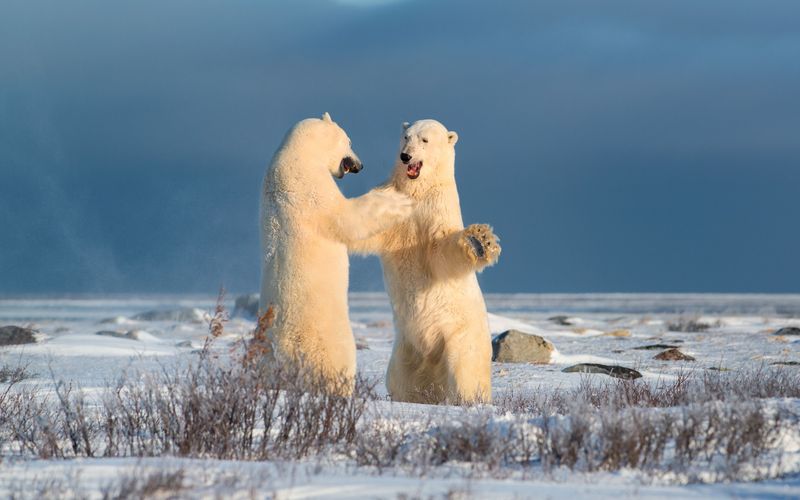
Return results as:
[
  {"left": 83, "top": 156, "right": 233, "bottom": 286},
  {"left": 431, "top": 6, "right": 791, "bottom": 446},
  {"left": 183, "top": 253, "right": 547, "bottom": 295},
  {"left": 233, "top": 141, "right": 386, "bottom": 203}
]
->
[
  {"left": 406, "top": 161, "right": 423, "bottom": 179},
  {"left": 337, "top": 157, "right": 361, "bottom": 178}
]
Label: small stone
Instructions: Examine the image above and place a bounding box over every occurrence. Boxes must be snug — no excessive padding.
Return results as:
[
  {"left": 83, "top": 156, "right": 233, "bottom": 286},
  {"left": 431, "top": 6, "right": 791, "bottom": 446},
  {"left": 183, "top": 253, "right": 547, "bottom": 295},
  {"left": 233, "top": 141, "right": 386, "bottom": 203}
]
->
[
  {"left": 774, "top": 327, "right": 800, "bottom": 336},
  {"left": 355, "top": 338, "right": 369, "bottom": 350},
  {"left": 0, "top": 326, "right": 37, "bottom": 346},
  {"left": 603, "top": 329, "right": 631, "bottom": 338},
  {"left": 548, "top": 315, "right": 572, "bottom": 326},
  {"left": 654, "top": 348, "right": 695, "bottom": 361},
  {"left": 175, "top": 340, "right": 194, "bottom": 348},
  {"left": 633, "top": 344, "right": 681, "bottom": 350},
  {"left": 492, "top": 330, "right": 554, "bottom": 364},
  {"left": 562, "top": 363, "right": 642, "bottom": 380}
]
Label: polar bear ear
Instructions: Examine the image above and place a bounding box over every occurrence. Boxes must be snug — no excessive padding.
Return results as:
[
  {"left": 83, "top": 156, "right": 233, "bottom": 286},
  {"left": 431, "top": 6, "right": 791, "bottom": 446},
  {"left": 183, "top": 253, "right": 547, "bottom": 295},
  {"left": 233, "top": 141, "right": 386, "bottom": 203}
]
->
[
  {"left": 402, "top": 122, "right": 410, "bottom": 130},
  {"left": 322, "top": 112, "right": 333, "bottom": 123},
  {"left": 447, "top": 131, "right": 459, "bottom": 145}
]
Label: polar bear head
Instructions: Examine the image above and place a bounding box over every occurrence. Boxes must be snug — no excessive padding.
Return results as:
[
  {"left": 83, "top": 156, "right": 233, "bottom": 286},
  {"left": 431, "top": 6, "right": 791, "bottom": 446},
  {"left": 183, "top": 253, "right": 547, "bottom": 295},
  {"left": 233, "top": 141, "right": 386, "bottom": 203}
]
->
[
  {"left": 278, "top": 112, "right": 363, "bottom": 184},
  {"left": 393, "top": 119, "right": 458, "bottom": 187}
]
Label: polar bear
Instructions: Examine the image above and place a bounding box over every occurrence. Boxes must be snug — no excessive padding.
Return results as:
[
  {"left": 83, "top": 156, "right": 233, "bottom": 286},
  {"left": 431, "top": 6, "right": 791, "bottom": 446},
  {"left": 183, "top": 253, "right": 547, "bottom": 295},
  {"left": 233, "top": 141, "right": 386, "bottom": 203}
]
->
[
  {"left": 350, "top": 119, "right": 500, "bottom": 404},
  {"left": 259, "top": 112, "right": 413, "bottom": 393}
]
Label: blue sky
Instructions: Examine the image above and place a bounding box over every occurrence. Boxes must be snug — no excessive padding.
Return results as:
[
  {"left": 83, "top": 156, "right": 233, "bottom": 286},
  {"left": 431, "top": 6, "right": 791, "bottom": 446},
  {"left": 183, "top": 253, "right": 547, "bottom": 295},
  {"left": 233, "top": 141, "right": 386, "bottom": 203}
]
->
[{"left": 1, "top": 0, "right": 799, "bottom": 294}]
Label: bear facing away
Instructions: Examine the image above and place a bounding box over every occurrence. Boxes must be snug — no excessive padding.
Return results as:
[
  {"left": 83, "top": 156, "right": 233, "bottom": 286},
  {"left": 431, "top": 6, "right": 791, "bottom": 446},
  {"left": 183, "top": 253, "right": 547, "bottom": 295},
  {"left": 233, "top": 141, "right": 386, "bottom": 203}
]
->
[
  {"left": 350, "top": 119, "right": 500, "bottom": 404},
  {"left": 259, "top": 113, "right": 413, "bottom": 393}
]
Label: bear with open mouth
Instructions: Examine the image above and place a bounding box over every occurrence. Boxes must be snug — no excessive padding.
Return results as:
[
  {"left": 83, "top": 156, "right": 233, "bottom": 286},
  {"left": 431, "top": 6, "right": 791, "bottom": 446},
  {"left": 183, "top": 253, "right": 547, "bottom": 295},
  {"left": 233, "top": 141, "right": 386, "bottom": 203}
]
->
[{"left": 350, "top": 119, "right": 501, "bottom": 404}]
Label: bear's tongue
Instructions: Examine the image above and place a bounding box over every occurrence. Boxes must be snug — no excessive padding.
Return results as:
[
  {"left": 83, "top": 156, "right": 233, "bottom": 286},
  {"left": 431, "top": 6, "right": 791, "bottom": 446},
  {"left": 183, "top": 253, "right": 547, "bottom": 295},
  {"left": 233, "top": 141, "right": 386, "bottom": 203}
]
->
[{"left": 406, "top": 161, "right": 422, "bottom": 179}]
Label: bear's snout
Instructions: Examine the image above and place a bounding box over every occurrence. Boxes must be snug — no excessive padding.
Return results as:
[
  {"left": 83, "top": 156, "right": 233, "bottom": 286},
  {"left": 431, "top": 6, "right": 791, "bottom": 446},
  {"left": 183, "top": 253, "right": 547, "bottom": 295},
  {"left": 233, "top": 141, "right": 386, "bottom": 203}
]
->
[
  {"left": 400, "top": 152, "right": 412, "bottom": 164},
  {"left": 341, "top": 156, "right": 362, "bottom": 174}
]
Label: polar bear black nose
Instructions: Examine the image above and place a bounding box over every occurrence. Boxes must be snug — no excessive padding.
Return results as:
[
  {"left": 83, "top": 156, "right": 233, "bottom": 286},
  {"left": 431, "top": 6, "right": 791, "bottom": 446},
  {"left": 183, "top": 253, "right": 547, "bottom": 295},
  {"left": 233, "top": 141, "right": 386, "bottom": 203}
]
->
[{"left": 400, "top": 153, "right": 412, "bottom": 164}]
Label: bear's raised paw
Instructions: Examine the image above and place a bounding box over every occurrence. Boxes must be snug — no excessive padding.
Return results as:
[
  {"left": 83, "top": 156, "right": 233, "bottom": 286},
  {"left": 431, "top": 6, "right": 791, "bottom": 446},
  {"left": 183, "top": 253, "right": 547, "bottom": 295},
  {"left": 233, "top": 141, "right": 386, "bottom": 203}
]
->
[{"left": 460, "top": 224, "right": 501, "bottom": 268}]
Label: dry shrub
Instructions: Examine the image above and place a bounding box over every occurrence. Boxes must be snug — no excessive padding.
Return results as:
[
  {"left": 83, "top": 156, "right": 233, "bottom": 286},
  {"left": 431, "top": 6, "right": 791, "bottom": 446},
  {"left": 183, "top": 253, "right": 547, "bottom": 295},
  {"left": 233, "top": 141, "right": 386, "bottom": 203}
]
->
[
  {"left": 537, "top": 399, "right": 781, "bottom": 478},
  {"left": 353, "top": 419, "right": 410, "bottom": 471},
  {"left": 424, "top": 413, "right": 512, "bottom": 470},
  {"left": 100, "top": 359, "right": 373, "bottom": 460},
  {"left": 496, "top": 366, "right": 800, "bottom": 415},
  {"left": 355, "top": 398, "right": 789, "bottom": 481},
  {"left": 667, "top": 317, "right": 719, "bottom": 332},
  {"left": 241, "top": 305, "right": 275, "bottom": 367},
  {"left": 1, "top": 370, "right": 98, "bottom": 460},
  {"left": 97, "top": 299, "right": 375, "bottom": 460},
  {"left": 495, "top": 372, "right": 692, "bottom": 415},
  {"left": 0, "top": 298, "right": 376, "bottom": 462},
  {"left": 0, "top": 363, "right": 29, "bottom": 384}
]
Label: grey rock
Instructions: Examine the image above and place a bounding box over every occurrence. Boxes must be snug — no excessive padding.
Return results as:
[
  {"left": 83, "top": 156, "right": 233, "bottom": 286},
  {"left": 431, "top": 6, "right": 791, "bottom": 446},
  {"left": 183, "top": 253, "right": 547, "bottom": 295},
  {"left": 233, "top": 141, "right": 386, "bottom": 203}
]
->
[
  {"left": 548, "top": 315, "right": 574, "bottom": 326},
  {"left": 632, "top": 344, "right": 681, "bottom": 351},
  {"left": 0, "top": 325, "right": 37, "bottom": 346},
  {"left": 233, "top": 294, "right": 260, "bottom": 318},
  {"left": 774, "top": 327, "right": 800, "bottom": 336},
  {"left": 492, "top": 329, "right": 554, "bottom": 364},
  {"left": 96, "top": 330, "right": 139, "bottom": 341},
  {"left": 562, "top": 363, "right": 642, "bottom": 380},
  {"left": 131, "top": 308, "right": 205, "bottom": 323}
]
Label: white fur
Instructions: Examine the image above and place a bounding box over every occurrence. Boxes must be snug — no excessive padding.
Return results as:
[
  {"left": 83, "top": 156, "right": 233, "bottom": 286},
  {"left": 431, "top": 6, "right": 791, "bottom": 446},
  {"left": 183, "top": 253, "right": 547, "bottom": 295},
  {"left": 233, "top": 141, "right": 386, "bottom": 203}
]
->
[
  {"left": 350, "top": 119, "right": 500, "bottom": 404},
  {"left": 259, "top": 113, "right": 413, "bottom": 392}
]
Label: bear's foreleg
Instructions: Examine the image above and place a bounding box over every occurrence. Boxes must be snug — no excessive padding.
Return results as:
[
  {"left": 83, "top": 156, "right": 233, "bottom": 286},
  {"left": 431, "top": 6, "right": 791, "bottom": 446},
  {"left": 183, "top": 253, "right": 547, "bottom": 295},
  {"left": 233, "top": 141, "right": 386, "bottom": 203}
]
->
[
  {"left": 332, "top": 188, "right": 413, "bottom": 248},
  {"left": 431, "top": 224, "right": 501, "bottom": 279}
]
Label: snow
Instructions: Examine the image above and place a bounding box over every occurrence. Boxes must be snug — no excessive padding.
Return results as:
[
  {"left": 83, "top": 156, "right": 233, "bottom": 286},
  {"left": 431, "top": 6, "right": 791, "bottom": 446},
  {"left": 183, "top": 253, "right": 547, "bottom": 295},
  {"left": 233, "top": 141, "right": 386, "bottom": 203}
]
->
[{"left": 2, "top": 293, "right": 800, "bottom": 498}]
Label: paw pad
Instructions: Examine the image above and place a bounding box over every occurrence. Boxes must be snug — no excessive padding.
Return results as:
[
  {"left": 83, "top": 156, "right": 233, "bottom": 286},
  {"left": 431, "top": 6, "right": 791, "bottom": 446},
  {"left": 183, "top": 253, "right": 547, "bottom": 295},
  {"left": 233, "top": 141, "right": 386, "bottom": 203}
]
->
[{"left": 467, "top": 235, "right": 485, "bottom": 258}]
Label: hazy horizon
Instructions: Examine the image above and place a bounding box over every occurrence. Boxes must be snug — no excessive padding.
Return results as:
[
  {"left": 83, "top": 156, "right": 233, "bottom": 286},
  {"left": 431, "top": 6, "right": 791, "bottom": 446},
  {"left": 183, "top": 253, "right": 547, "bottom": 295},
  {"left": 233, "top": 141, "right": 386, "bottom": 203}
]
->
[{"left": 2, "top": 0, "right": 799, "bottom": 294}]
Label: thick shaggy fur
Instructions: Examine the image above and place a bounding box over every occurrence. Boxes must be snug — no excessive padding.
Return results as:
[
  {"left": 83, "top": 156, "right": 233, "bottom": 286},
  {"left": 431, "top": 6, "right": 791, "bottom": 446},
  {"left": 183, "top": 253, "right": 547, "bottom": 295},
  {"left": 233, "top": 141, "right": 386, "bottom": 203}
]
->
[
  {"left": 259, "top": 113, "right": 412, "bottom": 393},
  {"left": 351, "top": 119, "right": 500, "bottom": 404}
]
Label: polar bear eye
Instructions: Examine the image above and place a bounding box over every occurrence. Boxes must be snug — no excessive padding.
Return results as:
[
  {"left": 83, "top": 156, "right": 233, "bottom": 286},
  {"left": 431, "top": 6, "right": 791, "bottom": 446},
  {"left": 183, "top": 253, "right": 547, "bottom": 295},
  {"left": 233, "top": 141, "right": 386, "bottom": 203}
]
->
[
  {"left": 404, "top": 135, "right": 410, "bottom": 141},
  {"left": 422, "top": 138, "right": 428, "bottom": 143}
]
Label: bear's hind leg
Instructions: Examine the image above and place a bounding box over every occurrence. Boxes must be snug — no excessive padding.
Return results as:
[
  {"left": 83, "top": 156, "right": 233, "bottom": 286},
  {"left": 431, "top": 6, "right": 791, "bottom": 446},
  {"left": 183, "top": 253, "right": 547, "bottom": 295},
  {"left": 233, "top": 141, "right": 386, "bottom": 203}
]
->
[
  {"left": 387, "top": 343, "right": 447, "bottom": 404},
  {"left": 444, "top": 340, "right": 492, "bottom": 405}
]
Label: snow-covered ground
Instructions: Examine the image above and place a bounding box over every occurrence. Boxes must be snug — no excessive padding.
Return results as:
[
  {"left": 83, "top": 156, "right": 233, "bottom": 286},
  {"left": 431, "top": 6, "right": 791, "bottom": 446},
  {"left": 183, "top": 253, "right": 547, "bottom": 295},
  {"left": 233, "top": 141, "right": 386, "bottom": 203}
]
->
[{"left": 2, "top": 293, "right": 800, "bottom": 498}]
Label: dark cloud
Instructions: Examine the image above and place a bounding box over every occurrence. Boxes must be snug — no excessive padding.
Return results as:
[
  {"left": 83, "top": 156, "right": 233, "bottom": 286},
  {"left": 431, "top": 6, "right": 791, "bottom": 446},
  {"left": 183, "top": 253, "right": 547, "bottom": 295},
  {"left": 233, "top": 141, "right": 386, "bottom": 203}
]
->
[{"left": 1, "top": 0, "right": 799, "bottom": 293}]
